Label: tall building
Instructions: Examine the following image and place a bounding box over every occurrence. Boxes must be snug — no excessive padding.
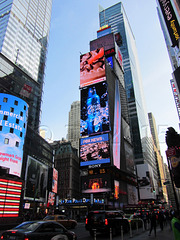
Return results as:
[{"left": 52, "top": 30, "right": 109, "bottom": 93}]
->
[
  {"left": 157, "top": 0, "right": 180, "bottom": 122},
  {"left": 99, "top": 2, "right": 158, "bottom": 200},
  {"left": 0, "top": 0, "right": 52, "bottom": 131},
  {"left": 0, "top": 0, "right": 54, "bottom": 213},
  {"left": 68, "top": 101, "right": 80, "bottom": 152},
  {"left": 148, "top": 112, "right": 168, "bottom": 203}
]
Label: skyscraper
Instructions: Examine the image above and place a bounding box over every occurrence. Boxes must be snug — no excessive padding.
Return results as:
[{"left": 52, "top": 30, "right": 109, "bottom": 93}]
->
[
  {"left": 99, "top": 2, "right": 158, "bottom": 200},
  {"left": 0, "top": 0, "right": 52, "bottom": 131},
  {"left": 68, "top": 101, "right": 80, "bottom": 152}
]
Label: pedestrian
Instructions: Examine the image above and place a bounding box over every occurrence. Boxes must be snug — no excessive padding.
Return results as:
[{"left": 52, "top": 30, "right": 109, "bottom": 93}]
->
[
  {"left": 171, "top": 211, "right": 180, "bottom": 240},
  {"left": 148, "top": 210, "right": 157, "bottom": 237},
  {"left": 158, "top": 210, "right": 164, "bottom": 231}
]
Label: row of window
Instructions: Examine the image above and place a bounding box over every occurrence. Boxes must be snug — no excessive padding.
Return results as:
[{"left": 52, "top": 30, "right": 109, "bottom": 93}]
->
[
  {"left": 4, "top": 138, "right": 19, "bottom": 147},
  {"left": 0, "top": 126, "right": 23, "bottom": 137},
  {"left": 2, "top": 97, "right": 27, "bottom": 110}
]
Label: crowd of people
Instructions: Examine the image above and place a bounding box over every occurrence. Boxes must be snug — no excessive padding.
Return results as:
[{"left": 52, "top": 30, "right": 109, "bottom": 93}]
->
[{"left": 137, "top": 209, "right": 180, "bottom": 239}]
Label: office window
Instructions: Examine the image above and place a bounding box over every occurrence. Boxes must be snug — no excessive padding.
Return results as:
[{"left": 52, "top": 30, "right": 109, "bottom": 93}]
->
[
  {"left": 10, "top": 128, "right": 14, "bottom": 133},
  {"left": 3, "top": 97, "right": 8, "bottom": 103},
  {"left": 10, "top": 107, "right": 14, "bottom": 113},
  {"left": 15, "top": 141, "right": 19, "bottom": 147},
  {"left": 14, "top": 100, "right": 18, "bottom": 106},
  {"left": 4, "top": 138, "right": 9, "bottom": 144},
  {"left": 3, "top": 115, "right": 8, "bottom": 120}
]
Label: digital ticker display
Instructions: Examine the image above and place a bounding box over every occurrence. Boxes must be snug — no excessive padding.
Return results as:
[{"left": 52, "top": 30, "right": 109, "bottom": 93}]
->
[
  {"left": 80, "top": 133, "right": 110, "bottom": 167},
  {"left": 80, "top": 81, "right": 110, "bottom": 136}
]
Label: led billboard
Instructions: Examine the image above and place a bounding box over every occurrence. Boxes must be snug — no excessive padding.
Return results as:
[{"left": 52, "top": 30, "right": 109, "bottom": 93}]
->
[
  {"left": 80, "top": 81, "right": 110, "bottom": 136},
  {"left": 113, "top": 79, "right": 121, "bottom": 169},
  {"left": 82, "top": 175, "right": 111, "bottom": 193},
  {"left": 0, "top": 93, "right": 28, "bottom": 177},
  {"left": 127, "top": 184, "right": 138, "bottom": 205},
  {"left": 80, "top": 48, "right": 106, "bottom": 88},
  {"left": 24, "top": 156, "right": 48, "bottom": 202},
  {"left": 0, "top": 178, "right": 23, "bottom": 217},
  {"left": 80, "top": 133, "right": 110, "bottom": 167},
  {"left": 158, "top": 0, "right": 180, "bottom": 47},
  {"left": 52, "top": 168, "right": 58, "bottom": 193},
  {"left": 90, "top": 33, "right": 115, "bottom": 54},
  {"left": 48, "top": 192, "right": 55, "bottom": 205}
]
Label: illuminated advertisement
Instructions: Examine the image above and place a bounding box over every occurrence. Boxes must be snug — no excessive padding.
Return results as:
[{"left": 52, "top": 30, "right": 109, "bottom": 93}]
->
[
  {"left": 97, "top": 26, "right": 112, "bottom": 38},
  {"left": 80, "top": 81, "right": 110, "bottom": 136},
  {"left": 136, "top": 163, "right": 156, "bottom": 200},
  {"left": 127, "top": 184, "right": 138, "bottom": 205},
  {"left": 80, "top": 133, "right": 110, "bottom": 167},
  {"left": 114, "top": 180, "right": 119, "bottom": 199},
  {"left": 0, "top": 93, "right": 28, "bottom": 177},
  {"left": 113, "top": 79, "right": 121, "bottom": 169},
  {"left": 24, "top": 156, "right": 48, "bottom": 202},
  {"left": 158, "top": 0, "right": 180, "bottom": 47},
  {"left": 115, "top": 45, "right": 123, "bottom": 69},
  {"left": 106, "top": 56, "right": 113, "bottom": 69},
  {"left": 52, "top": 168, "right": 58, "bottom": 193},
  {"left": 48, "top": 192, "right": 55, "bottom": 205},
  {"left": 80, "top": 48, "right": 106, "bottom": 88},
  {"left": 82, "top": 175, "right": 111, "bottom": 193},
  {"left": 0, "top": 178, "right": 23, "bottom": 217},
  {"left": 90, "top": 33, "right": 115, "bottom": 55}
]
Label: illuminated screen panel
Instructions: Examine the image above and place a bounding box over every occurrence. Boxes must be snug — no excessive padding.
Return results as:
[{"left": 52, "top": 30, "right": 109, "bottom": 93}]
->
[
  {"left": 52, "top": 168, "right": 58, "bottom": 194},
  {"left": 114, "top": 180, "right": 119, "bottom": 200},
  {"left": 80, "top": 48, "right": 106, "bottom": 88},
  {"left": 0, "top": 93, "right": 28, "bottom": 177},
  {"left": 0, "top": 178, "right": 22, "bottom": 217},
  {"left": 80, "top": 133, "right": 110, "bottom": 167},
  {"left": 82, "top": 175, "right": 111, "bottom": 193},
  {"left": 80, "top": 81, "right": 110, "bottom": 136},
  {"left": 24, "top": 156, "right": 48, "bottom": 202},
  {"left": 113, "top": 79, "right": 121, "bottom": 169},
  {"left": 48, "top": 192, "right": 55, "bottom": 206}
]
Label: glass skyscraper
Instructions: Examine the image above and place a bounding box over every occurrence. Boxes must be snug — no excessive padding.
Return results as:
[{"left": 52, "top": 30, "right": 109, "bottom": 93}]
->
[
  {"left": 99, "top": 3, "right": 158, "bottom": 185},
  {"left": 0, "top": 0, "right": 52, "bottom": 130}
]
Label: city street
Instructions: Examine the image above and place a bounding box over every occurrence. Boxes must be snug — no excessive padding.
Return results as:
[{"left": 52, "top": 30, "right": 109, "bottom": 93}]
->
[{"left": 74, "top": 222, "right": 174, "bottom": 240}]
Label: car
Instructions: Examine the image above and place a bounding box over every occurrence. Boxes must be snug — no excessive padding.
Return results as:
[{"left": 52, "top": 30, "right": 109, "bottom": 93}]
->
[
  {"left": 85, "top": 210, "right": 130, "bottom": 237},
  {"left": 0, "top": 220, "right": 77, "bottom": 240},
  {"left": 43, "top": 215, "right": 77, "bottom": 229}
]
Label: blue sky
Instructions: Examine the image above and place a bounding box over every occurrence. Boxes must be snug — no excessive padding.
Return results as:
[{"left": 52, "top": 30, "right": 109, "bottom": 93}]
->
[{"left": 40, "top": 0, "right": 179, "bottom": 160}]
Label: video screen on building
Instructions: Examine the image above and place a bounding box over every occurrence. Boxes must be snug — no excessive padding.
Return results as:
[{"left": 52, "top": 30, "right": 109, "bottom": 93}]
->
[
  {"left": 80, "top": 81, "right": 110, "bottom": 136},
  {"left": 90, "top": 33, "right": 115, "bottom": 54},
  {"left": 80, "top": 133, "right": 110, "bottom": 167},
  {"left": 82, "top": 175, "right": 111, "bottom": 193},
  {"left": 24, "top": 156, "right": 48, "bottom": 202},
  {"left": 113, "top": 79, "right": 121, "bottom": 169},
  {"left": 48, "top": 192, "right": 55, "bottom": 206},
  {"left": 0, "top": 93, "right": 28, "bottom": 177},
  {"left": 80, "top": 48, "right": 106, "bottom": 88},
  {"left": 0, "top": 178, "right": 23, "bottom": 217},
  {"left": 52, "top": 168, "right": 58, "bottom": 194}
]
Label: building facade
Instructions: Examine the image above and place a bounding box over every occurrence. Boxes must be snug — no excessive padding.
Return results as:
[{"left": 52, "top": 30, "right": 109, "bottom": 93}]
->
[
  {"left": 68, "top": 101, "right": 80, "bottom": 153},
  {"left": 99, "top": 2, "right": 158, "bottom": 201},
  {"left": 0, "top": 0, "right": 54, "bottom": 212}
]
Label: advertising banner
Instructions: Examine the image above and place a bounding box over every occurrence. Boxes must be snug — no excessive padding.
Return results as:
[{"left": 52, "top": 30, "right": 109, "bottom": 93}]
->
[
  {"left": 127, "top": 184, "right": 138, "bottom": 205},
  {"left": 80, "top": 133, "right": 110, "bottom": 167},
  {"left": 113, "top": 79, "right": 121, "bottom": 169},
  {"left": 80, "top": 81, "right": 110, "bottom": 136},
  {"left": 82, "top": 175, "right": 111, "bottom": 193},
  {"left": 52, "top": 168, "right": 58, "bottom": 193},
  {"left": 48, "top": 192, "right": 55, "bottom": 205},
  {"left": 158, "top": 0, "right": 180, "bottom": 47},
  {"left": 114, "top": 180, "right": 119, "bottom": 199},
  {"left": 80, "top": 48, "right": 106, "bottom": 88},
  {"left": 24, "top": 156, "right": 48, "bottom": 202},
  {"left": 90, "top": 33, "right": 115, "bottom": 54},
  {"left": 0, "top": 93, "right": 28, "bottom": 177},
  {"left": 136, "top": 163, "right": 156, "bottom": 200}
]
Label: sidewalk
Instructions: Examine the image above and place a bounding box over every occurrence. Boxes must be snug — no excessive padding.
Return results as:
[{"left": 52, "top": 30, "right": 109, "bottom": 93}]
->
[{"left": 128, "top": 225, "right": 174, "bottom": 240}]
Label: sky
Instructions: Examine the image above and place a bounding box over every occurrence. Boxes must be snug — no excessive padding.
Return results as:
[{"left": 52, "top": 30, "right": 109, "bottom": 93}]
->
[{"left": 40, "top": 0, "right": 179, "bottom": 162}]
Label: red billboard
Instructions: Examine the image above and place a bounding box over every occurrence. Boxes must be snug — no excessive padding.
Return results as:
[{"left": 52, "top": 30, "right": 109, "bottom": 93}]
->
[
  {"left": 80, "top": 48, "right": 106, "bottom": 88},
  {"left": 0, "top": 178, "right": 23, "bottom": 217},
  {"left": 52, "top": 168, "right": 58, "bottom": 193}
]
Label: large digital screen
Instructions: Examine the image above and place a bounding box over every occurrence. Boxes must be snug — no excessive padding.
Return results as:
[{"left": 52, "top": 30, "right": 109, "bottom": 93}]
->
[
  {"left": 113, "top": 79, "right": 121, "bottom": 169},
  {"left": 82, "top": 175, "right": 111, "bottom": 193},
  {"left": 80, "top": 48, "right": 106, "bottom": 88},
  {"left": 0, "top": 93, "right": 28, "bottom": 177},
  {"left": 0, "top": 178, "right": 23, "bottom": 217},
  {"left": 24, "top": 156, "right": 48, "bottom": 202},
  {"left": 90, "top": 33, "right": 115, "bottom": 54},
  {"left": 52, "top": 168, "right": 58, "bottom": 193},
  {"left": 80, "top": 81, "right": 110, "bottom": 136},
  {"left": 80, "top": 133, "right": 110, "bottom": 167}
]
